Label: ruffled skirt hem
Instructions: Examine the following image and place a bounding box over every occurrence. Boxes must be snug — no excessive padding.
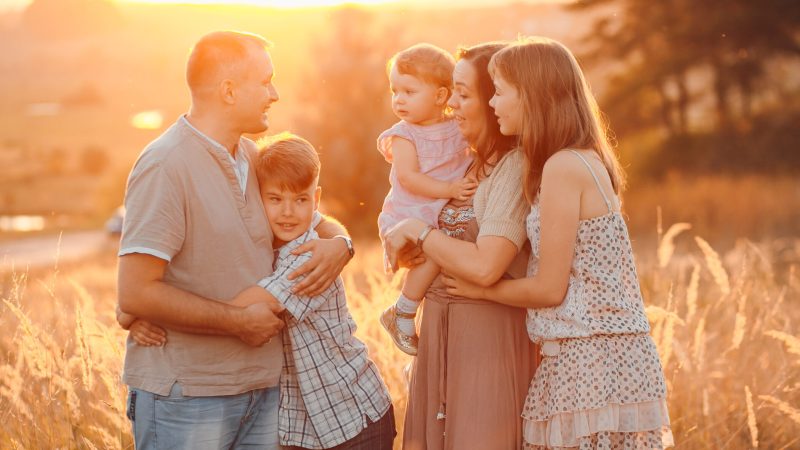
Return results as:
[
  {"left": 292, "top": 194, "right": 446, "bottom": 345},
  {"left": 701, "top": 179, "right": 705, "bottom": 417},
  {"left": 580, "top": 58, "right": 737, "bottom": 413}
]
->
[{"left": 522, "top": 400, "right": 674, "bottom": 449}]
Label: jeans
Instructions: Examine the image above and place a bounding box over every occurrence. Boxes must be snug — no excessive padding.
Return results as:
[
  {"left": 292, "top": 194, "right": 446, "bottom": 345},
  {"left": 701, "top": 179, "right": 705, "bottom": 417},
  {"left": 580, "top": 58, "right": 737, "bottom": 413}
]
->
[
  {"left": 127, "top": 383, "right": 279, "bottom": 450},
  {"left": 283, "top": 405, "right": 396, "bottom": 450}
]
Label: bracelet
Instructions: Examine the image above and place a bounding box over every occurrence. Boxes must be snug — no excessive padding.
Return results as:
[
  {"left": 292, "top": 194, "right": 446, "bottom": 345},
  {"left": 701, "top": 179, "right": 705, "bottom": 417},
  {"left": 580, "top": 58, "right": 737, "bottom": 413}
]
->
[
  {"left": 333, "top": 235, "right": 355, "bottom": 257},
  {"left": 416, "top": 225, "right": 434, "bottom": 248}
]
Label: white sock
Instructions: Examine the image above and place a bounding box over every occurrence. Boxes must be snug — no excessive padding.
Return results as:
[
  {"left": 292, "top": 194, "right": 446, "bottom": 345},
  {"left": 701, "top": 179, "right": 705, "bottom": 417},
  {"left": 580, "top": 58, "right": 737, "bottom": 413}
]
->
[{"left": 395, "top": 293, "right": 420, "bottom": 336}]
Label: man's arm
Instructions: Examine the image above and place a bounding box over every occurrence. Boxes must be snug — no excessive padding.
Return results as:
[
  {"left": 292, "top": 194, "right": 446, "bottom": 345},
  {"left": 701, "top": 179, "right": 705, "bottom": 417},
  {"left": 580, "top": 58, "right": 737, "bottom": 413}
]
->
[
  {"left": 117, "top": 253, "right": 284, "bottom": 346},
  {"left": 288, "top": 213, "right": 352, "bottom": 296},
  {"left": 315, "top": 213, "right": 348, "bottom": 240}
]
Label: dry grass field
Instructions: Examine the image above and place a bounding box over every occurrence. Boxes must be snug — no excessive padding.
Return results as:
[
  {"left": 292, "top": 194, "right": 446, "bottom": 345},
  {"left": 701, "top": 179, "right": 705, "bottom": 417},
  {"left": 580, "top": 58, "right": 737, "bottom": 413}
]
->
[{"left": 0, "top": 229, "right": 798, "bottom": 449}]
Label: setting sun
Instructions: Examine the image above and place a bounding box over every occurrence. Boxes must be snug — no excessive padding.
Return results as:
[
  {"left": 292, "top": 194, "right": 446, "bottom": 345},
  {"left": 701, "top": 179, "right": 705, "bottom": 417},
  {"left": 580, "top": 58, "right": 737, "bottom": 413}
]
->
[{"left": 121, "top": 0, "right": 395, "bottom": 7}]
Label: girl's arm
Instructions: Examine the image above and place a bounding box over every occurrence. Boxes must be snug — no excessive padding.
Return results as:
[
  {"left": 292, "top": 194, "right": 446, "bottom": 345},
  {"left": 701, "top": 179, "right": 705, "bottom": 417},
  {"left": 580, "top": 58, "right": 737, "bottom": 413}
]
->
[
  {"left": 392, "top": 137, "right": 477, "bottom": 200},
  {"left": 443, "top": 153, "right": 584, "bottom": 307}
]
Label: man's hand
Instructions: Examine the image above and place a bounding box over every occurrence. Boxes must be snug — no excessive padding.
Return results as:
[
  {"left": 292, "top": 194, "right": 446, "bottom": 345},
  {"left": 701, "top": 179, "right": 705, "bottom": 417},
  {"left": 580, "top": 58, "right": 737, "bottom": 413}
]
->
[
  {"left": 232, "top": 302, "right": 285, "bottom": 347},
  {"left": 288, "top": 238, "right": 350, "bottom": 296},
  {"left": 129, "top": 319, "right": 167, "bottom": 346}
]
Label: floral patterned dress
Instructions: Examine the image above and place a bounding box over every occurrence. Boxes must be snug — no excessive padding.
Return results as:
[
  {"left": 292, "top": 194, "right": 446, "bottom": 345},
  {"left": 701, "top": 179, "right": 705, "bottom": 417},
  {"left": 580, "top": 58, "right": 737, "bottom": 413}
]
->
[{"left": 522, "top": 151, "right": 674, "bottom": 449}]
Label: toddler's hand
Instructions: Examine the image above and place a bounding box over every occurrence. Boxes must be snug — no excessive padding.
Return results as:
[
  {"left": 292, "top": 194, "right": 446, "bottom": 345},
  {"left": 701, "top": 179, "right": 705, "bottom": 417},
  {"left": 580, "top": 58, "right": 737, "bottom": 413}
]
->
[
  {"left": 129, "top": 319, "right": 167, "bottom": 347},
  {"left": 450, "top": 177, "right": 478, "bottom": 201}
]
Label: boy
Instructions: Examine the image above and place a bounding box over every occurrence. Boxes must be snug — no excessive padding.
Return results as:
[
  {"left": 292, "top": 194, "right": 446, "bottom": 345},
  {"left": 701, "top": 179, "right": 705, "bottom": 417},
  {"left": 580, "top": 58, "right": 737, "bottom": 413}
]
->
[{"left": 129, "top": 133, "right": 395, "bottom": 450}]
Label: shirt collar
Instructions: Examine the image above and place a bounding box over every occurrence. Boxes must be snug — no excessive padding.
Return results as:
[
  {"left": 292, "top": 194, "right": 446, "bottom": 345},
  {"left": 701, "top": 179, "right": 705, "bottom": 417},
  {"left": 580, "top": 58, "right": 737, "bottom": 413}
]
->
[
  {"left": 277, "top": 226, "right": 318, "bottom": 261},
  {"left": 181, "top": 115, "right": 249, "bottom": 194},
  {"left": 180, "top": 115, "right": 245, "bottom": 162}
]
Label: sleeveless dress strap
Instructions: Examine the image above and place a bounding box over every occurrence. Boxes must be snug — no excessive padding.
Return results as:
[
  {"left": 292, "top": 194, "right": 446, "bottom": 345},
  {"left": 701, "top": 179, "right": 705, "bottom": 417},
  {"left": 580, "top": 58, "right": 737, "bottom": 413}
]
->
[{"left": 569, "top": 150, "right": 613, "bottom": 213}]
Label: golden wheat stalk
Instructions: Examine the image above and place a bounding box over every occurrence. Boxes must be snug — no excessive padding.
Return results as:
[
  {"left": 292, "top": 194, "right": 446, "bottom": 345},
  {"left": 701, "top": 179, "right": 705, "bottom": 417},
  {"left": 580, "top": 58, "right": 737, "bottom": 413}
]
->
[
  {"left": 2, "top": 300, "right": 36, "bottom": 338},
  {"left": 764, "top": 330, "right": 800, "bottom": 358},
  {"left": 759, "top": 395, "right": 800, "bottom": 426},
  {"left": 658, "top": 223, "right": 692, "bottom": 268},
  {"left": 686, "top": 262, "right": 700, "bottom": 322},
  {"left": 69, "top": 278, "right": 97, "bottom": 319},
  {"left": 74, "top": 305, "right": 94, "bottom": 390},
  {"left": 745, "top": 386, "right": 759, "bottom": 448},
  {"left": 731, "top": 295, "right": 747, "bottom": 350},
  {"left": 662, "top": 314, "right": 676, "bottom": 369},
  {"left": 81, "top": 436, "right": 100, "bottom": 450},
  {"left": 645, "top": 305, "right": 685, "bottom": 325},
  {"left": 88, "top": 424, "right": 117, "bottom": 448},
  {"left": 693, "top": 316, "right": 706, "bottom": 371},
  {"left": 695, "top": 236, "right": 731, "bottom": 296},
  {"left": 0, "top": 365, "right": 34, "bottom": 422},
  {"left": 6, "top": 269, "right": 29, "bottom": 307}
]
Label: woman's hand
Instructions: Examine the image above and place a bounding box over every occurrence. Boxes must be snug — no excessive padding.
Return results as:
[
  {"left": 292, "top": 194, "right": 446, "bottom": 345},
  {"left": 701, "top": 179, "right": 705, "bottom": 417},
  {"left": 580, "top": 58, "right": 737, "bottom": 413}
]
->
[
  {"left": 442, "top": 273, "right": 487, "bottom": 299},
  {"left": 289, "top": 238, "right": 351, "bottom": 296},
  {"left": 129, "top": 319, "right": 167, "bottom": 346},
  {"left": 384, "top": 218, "right": 428, "bottom": 272}
]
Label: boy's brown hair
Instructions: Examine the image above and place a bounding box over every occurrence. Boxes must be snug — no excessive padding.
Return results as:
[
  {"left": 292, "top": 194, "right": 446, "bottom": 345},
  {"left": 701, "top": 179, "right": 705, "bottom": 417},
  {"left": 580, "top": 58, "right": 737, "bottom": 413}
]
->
[{"left": 255, "top": 133, "right": 320, "bottom": 192}]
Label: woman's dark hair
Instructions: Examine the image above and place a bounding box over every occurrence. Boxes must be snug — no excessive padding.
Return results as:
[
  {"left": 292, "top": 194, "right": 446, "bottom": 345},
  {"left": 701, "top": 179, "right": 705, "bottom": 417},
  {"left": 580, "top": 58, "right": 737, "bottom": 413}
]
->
[{"left": 455, "top": 41, "right": 517, "bottom": 180}]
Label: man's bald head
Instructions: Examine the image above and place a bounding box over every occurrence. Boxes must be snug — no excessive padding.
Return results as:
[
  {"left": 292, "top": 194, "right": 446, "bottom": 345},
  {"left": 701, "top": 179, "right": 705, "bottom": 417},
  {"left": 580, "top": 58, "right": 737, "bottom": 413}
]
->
[{"left": 186, "top": 31, "right": 271, "bottom": 96}]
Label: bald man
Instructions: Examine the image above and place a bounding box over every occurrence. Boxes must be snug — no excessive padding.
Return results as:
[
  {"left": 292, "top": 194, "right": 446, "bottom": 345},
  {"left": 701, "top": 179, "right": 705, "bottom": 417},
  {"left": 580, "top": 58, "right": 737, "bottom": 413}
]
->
[{"left": 116, "top": 31, "right": 354, "bottom": 449}]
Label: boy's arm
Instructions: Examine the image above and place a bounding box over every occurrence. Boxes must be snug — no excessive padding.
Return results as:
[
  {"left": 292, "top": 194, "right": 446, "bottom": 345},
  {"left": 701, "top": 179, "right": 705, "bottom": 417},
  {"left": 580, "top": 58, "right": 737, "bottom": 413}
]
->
[
  {"left": 256, "top": 250, "right": 330, "bottom": 322},
  {"left": 289, "top": 213, "right": 353, "bottom": 296},
  {"left": 392, "top": 137, "right": 477, "bottom": 200},
  {"left": 116, "top": 304, "right": 136, "bottom": 330}
]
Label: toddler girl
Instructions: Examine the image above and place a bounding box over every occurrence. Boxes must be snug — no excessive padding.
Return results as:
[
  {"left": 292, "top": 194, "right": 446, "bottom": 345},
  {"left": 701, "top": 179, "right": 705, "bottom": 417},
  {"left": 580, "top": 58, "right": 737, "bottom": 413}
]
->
[
  {"left": 444, "top": 37, "right": 674, "bottom": 448},
  {"left": 378, "top": 43, "right": 475, "bottom": 356}
]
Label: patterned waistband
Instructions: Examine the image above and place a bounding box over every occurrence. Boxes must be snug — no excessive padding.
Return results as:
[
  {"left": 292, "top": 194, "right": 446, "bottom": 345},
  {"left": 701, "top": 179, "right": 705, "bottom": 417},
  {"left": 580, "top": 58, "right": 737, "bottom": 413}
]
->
[{"left": 540, "top": 332, "right": 651, "bottom": 357}]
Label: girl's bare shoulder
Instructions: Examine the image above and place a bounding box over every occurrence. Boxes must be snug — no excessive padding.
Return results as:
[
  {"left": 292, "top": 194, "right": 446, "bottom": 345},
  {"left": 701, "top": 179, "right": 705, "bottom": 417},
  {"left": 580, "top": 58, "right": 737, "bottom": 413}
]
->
[{"left": 543, "top": 150, "right": 588, "bottom": 183}]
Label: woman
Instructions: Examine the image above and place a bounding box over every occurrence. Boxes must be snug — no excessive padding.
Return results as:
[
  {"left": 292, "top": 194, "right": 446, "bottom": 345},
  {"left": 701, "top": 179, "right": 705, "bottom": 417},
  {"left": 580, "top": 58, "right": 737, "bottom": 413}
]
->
[
  {"left": 445, "top": 37, "right": 674, "bottom": 449},
  {"left": 384, "top": 42, "right": 539, "bottom": 450}
]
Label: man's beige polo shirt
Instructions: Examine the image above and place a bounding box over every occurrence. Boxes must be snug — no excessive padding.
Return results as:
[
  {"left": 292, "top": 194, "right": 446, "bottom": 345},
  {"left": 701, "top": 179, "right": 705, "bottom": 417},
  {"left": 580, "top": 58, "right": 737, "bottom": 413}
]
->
[{"left": 119, "top": 117, "right": 282, "bottom": 397}]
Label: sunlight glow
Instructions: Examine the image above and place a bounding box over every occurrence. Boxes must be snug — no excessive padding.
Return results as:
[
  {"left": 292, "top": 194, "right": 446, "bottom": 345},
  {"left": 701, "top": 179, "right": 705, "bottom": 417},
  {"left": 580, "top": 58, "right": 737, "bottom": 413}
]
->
[
  {"left": 120, "top": 0, "right": 396, "bottom": 8},
  {"left": 131, "top": 110, "right": 164, "bottom": 130},
  {"left": 0, "top": 215, "right": 45, "bottom": 232}
]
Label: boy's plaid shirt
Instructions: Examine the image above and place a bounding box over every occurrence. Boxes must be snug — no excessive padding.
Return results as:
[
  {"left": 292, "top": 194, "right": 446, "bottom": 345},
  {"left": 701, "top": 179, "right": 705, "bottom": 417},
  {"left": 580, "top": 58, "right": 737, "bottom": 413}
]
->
[{"left": 258, "top": 227, "right": 393, "bottom": 449}]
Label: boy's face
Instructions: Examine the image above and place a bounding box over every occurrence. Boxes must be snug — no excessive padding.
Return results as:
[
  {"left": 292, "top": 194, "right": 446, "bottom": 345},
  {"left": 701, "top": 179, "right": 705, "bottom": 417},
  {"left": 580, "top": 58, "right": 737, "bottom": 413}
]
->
[{"left": 260, "top": 180, "right": 321, "bottom": 245}]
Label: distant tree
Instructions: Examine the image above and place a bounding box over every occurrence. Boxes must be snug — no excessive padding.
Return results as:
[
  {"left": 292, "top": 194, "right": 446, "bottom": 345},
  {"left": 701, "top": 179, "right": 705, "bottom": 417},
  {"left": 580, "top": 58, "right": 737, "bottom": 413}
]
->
[
  {"left": 80, "top": 146, "right": 109, "bottom": 176},
  {"left": 293, "top": 7, "right": 400, "bottom": 237},
  {"left": 63, "top": 83, "right": 104, "bottom": 108},
  {"left": 47, "top": 147, "right": 68, "bottom": 176},
  {"left": 574, "top": 0, "right": 800, "bottom": 133},
  {"left": 23, "top": 0, "right": 122, "bottom": 39}
]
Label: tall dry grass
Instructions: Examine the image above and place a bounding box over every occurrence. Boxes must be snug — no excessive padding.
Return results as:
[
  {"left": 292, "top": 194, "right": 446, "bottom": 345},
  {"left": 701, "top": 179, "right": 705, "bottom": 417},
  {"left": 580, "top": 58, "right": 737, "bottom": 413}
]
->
[{"left": 0, "top": 230, "right": 798, "bottom": 449}]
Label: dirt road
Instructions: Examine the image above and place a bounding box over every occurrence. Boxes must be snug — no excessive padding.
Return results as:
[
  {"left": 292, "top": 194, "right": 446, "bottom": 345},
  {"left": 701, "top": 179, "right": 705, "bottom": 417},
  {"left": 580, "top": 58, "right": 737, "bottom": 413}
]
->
[{"left": 0, "top": 230, "right": 113, "bottom": 272}]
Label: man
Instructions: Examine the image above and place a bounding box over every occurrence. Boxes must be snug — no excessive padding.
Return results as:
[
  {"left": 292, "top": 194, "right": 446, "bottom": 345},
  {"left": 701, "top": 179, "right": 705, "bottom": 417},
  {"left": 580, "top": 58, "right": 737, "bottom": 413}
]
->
[{"left": 117, "top": 31, "right": 354, "bottom": 449}]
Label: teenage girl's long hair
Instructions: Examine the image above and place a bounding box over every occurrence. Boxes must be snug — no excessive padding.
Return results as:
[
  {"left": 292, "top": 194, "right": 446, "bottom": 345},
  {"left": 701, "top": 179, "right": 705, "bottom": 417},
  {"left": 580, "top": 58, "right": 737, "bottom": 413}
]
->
[
  {"left": 455, "top": 42, "right": 518, "bottom": 181},
  {"left": 489, "top": 36, "right": 626, "bottom": 202}
]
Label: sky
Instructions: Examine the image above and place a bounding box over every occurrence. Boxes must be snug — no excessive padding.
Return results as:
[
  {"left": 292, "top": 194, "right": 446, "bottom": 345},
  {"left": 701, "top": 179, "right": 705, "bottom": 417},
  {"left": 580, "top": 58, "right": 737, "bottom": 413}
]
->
[{"left": 0, "top": 0, "right": 566, "bottom": 13}]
